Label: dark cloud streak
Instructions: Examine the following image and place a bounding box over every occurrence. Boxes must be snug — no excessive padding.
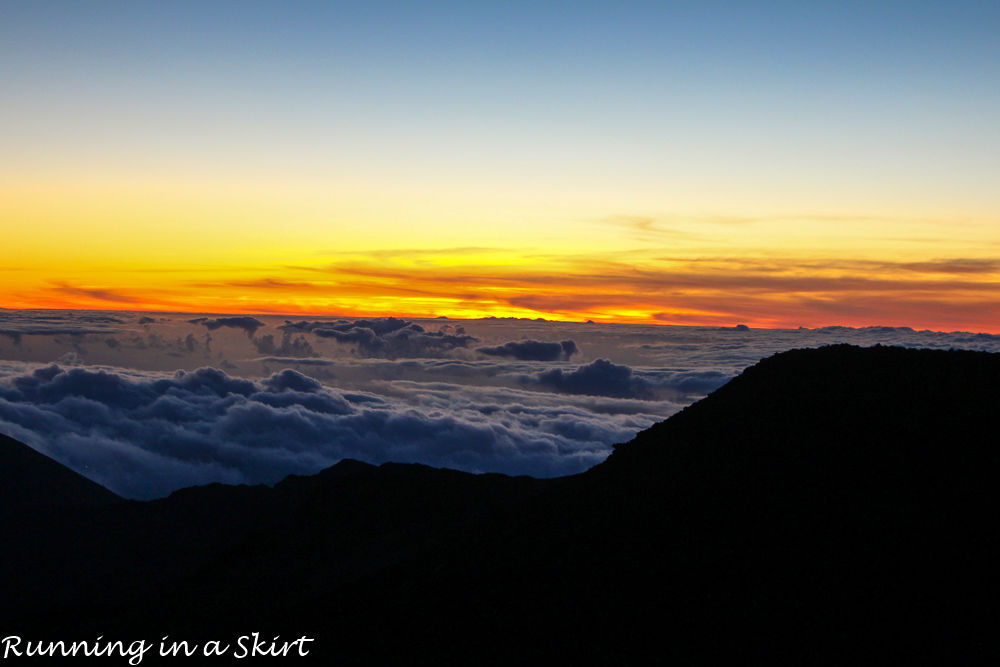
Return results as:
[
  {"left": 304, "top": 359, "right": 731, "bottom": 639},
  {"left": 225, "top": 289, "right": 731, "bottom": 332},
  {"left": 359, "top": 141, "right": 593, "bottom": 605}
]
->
[
  {"left": 521, "top": 359, "right": 657, "bottom": 400},
  {"left": 285, "top": 318, "right": 478, "bottom": 359},
  {"left": 477, "top": 339, "right": 578, "bottom": 361},
  {"left": 188, "top": 317, "right": 266, "bottom": 336}
]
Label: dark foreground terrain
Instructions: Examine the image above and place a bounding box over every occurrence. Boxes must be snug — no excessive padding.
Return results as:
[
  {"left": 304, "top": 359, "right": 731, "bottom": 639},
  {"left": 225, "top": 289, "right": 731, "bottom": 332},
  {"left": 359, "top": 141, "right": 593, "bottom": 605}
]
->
[{"left": 3, "top": 344, "right": 997, "bottom": 662}]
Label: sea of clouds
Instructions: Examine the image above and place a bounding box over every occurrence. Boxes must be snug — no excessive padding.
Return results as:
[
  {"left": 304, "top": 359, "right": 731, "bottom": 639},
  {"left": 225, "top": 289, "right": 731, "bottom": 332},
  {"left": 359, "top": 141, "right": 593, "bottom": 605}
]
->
[{"left": 2, "top": 309, "right": 998, "bottom": 498}]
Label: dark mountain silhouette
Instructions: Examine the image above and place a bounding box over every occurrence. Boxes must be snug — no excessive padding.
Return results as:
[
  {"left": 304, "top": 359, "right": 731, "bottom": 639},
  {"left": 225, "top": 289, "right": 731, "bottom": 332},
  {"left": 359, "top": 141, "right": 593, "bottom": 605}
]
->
[
  {"left": 0, "top": 433, "right": 120, "bottom": 511},
  {"left": 3, "top": 345, "right": 997, "bottom": 662},
  {"left": 2, "top": 452, "right": 549, "bottom": 630}
]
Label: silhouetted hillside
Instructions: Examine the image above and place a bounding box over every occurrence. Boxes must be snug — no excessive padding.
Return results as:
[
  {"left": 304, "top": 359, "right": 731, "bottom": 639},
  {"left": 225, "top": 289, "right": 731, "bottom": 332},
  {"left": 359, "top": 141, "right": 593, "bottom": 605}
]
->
[
  {"left": 5, "top": 345, "right": 997, "bottom": 662},
  {"left": 3, "top": 451, "right": 548, "bottom": 631},
  {"left": 0, "top": 433, "right": 121, "bottom": 511}
]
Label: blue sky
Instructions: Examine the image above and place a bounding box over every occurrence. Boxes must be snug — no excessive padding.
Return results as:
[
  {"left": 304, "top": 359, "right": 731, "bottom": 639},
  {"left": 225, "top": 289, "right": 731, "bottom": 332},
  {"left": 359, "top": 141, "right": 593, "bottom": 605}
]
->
[{"left": 6, "top": 0, "right": 996, "bottom": 190}]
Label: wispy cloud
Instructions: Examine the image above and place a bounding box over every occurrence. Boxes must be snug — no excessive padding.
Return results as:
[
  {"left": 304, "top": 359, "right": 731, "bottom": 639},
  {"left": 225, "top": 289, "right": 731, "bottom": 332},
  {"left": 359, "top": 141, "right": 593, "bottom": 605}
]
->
[
  {"left": 328, "top": 247, "right": 502, "bottom": 260},
  {"left": 296, "top": 253, "right": 1000, "bottom": 330},
  {"left": 895, "top": 259, "right": 1000, "bottom": 274},
  {"left": 19, "top": 248, "right": 1000, "bottom": 333},
  {"left": 226, "top": 279, "right": 322, "bottom": 290},
  {"left": 51, "top": 284, "right": 145, "bottom": 304}
]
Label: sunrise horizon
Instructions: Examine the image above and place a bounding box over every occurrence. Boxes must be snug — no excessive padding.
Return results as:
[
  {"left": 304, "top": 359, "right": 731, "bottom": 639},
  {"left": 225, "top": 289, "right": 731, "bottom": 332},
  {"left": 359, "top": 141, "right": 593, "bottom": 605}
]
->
[{"left": 3, "top": 303, "right": 999, "bottom": 336}]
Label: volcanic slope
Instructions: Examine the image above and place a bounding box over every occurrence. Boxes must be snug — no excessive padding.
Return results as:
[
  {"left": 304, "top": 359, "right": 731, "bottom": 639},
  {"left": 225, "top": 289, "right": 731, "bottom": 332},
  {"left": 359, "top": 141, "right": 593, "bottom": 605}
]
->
[{"left": 270, "top": 344, "right": 998, "bottom": 662}]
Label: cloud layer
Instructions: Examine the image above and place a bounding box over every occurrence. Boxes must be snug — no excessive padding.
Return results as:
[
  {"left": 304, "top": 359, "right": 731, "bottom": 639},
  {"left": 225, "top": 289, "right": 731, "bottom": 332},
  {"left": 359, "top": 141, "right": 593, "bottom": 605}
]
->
[
  {"left": 0, "top": 362, "right": 667, "bottom": 499},
  {"left": 5, "top": 310, "right": 1000, "bottom": 502}
]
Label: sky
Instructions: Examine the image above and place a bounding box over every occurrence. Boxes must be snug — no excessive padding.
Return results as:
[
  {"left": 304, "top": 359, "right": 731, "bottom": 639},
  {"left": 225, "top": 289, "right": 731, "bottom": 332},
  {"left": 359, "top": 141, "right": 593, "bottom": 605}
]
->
[
  {"left": 2, "top": 1, "right": 999, "bottom": 330},
  {"left": 3, "top": 310, "right": 999, "bottom": 498}
]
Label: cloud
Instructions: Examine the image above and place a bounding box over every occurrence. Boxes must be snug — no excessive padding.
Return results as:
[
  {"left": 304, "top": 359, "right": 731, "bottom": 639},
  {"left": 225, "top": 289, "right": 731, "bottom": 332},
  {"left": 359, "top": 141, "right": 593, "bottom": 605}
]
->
[
  {"left": 51, "top": 284, "right": 144, "bottom": 304},
  {"left": 302, "top": 317, "right": 411, "bottom": 337},
  {"left": 303, "top": 247, "right": 501, "bottom": 262},
  {"left": 227, "top": 279, "right": 321, "bottom": 290},
  {"left": 0, "top": 311, "right": 128, "bottom": 344},
  {"left": 477, "top": 339, "right": 579, "bottom": 361},
  {"left": 512, "top": 359, "right": 733, "bottom": 401},
  {"left": 278, "top": 320, "right": 345, "bottom": 333},
  {"left": 640, "top": 368, "right": 735, "bottom": 396},
  {"left": 601, "top": 215, "right": 701, "bottom": 241},
  {"left": 188, "top": 317, "right": 265, "bottom": 336},
  {"left": 256, "top": 357, "right": 336, "bottom": 366},
  {"left": 520, "top": 359, "right": 657, "bottom": 400},
  {"left": 284, "top": 318, "right": 478, "bottom": 359},
  {"left": 251, "top": 332, "right": 317, "bottom": 358},
  {"left": 0, "top": 363, "right": 661, "bottom": 500},
  {"left": 896, "top": 259, "right": 1000, "bottom": 274}
]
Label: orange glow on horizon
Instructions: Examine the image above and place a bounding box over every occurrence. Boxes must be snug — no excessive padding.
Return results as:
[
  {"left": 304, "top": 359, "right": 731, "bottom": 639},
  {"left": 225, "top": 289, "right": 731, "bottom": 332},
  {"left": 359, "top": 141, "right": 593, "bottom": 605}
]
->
[
  {"left": 4, "top": 179, "right": 997, "bottom": 334},
  {"left": 4, "top": 250, "right": 998, "bottom": 334}
]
